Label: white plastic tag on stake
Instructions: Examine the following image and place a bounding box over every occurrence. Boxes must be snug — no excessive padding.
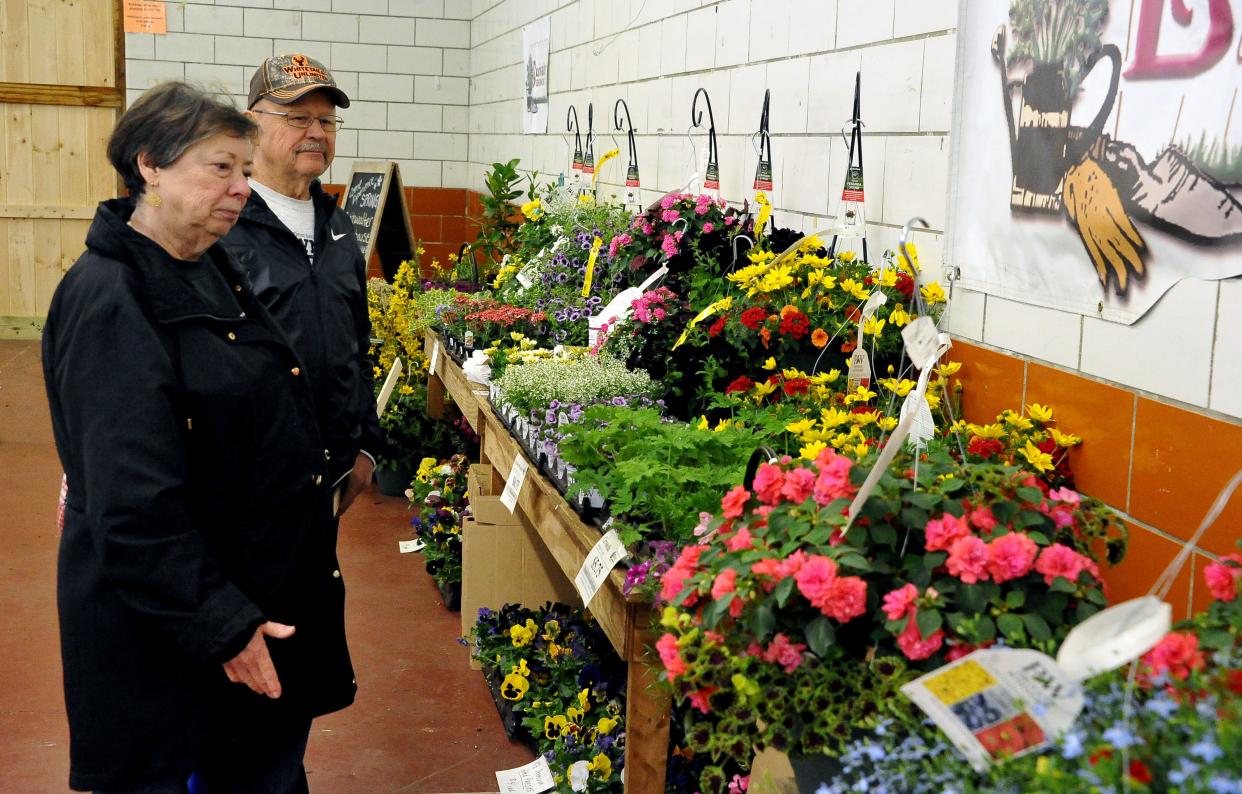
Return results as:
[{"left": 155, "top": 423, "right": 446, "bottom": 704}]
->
[
  {"left": 398, "top": 539, "right": 426, "bottom": 554},
  {"left": 899, "top": 392, "right": 936, "bottom": 448},
  {"left": 375, "top": 357, "right": 403, "bottom": 417},
  {"left": 500, "top": 455, "right": 530, "bottom": 513},
  {"left": 495, "top": 756, "right": 555, "bottom": 793},
  {"left": 516, "top": 265, "right": 535, "bottom": 289},
  {"left": 574, "top": 528, "right": 629, "bottom": 606},
  {"left": 901, "top": 316, "right": 939, "bottom": 367},
  {"left": 429, "top": 341, "right": 441, "bottom": 375},
  {"left": 847, "top": 349, "right": 872, "bottom": 392}
]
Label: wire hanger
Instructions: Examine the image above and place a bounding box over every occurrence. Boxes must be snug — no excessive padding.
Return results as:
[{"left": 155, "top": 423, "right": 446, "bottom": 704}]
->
[
  {"left": 566, "top": 105, "right": 583, "bottom": 175},
  {"left": 691, "top": 88, "right": 719, "bottom": 192}
]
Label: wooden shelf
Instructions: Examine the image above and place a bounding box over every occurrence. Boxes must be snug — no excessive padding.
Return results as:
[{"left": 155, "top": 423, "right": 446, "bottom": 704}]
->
[{"left": 423, "top": 330, "right": 671, "bottom": 794}]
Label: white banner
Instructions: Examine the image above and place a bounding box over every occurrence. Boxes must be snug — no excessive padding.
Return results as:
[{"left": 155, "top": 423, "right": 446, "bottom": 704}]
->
[
  {"left": 522, "top": 17, "right": 550, "bottom": 134},
  {"left": 948, "top": 0, "right": 1242, "bottom": 324}
]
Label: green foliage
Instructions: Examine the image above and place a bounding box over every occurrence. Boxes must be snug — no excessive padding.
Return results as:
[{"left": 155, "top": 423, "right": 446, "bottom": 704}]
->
[
  {"left": 469, "top": 158, "right": 534, "bottom": 276},
  {"left": 1006, "top": 0, "right": 1109, "bottom": 95}
]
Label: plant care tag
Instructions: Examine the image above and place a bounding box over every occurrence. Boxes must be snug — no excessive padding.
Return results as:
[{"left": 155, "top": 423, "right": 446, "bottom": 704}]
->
[
  {"left": 574, "top": 528, "right": 628, "bottom": 606},
  {"left": 899, "top": 392, "right": 936, "bottom": 447},
  {"left": 495, "top": 755, "right": 555, "bottom": 793},
  {"left": 516, "top": 264, "right": 535, "bottom": 289},
  {"left": 902, "top": 649, "right": 1084, "bottom": 773},
  {"left": 398, "top": 539, "right": 425, "bottom": 554},
  {"left": 581, "top": 236, "right": 603, "bottom": 297},
  {"left": 500, "top": 455, "right": 530, "bottom": 513},
  {"left": 375, "top": 357, "right": 404, "bottom": 417},
  {"left": 846, "top": 349, "right": 872, "bottom": 392},
  {"left": 429, "top": 341, "right": 441, "bottom": 375},
  {"left": 901, "top": 316, "right": 939, "bottom": 367}
]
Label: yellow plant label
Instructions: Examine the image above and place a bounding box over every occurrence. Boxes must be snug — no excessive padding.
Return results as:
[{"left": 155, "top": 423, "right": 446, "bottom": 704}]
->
[
  {"left": 581, "top": 236, "right": 603, "bottom": 297},
  {"left": 923, "top": 660, "right": 997, "bottom": 706},
  {"left": 592, "top": 149, "right": 620, "bottom": 186}
]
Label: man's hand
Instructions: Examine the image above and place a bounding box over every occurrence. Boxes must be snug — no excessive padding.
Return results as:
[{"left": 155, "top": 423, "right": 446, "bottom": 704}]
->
[
  {"left": 223, "top": 621, "right": 295, "bottom": 699},
  {"left": 337, "top": 452, "right": 374, "bottom": 516}
]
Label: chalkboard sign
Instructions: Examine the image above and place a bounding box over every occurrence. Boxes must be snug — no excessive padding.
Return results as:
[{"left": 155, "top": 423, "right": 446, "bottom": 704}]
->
[{"left": 341, "top": 160, "right": 416, "bottom": 280}]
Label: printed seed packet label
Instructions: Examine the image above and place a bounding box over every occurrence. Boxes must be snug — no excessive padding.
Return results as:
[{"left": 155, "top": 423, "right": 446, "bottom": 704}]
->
[
  {"left": 625, "top": 163, "right": 641, "bottom": 188},
  {"left": 429, "top": 341, "right": 441, "bottom": 375},
  {"left": 500, "top": 455, "right": 530, "bottom": 513},
  {"left": 398, "top": 539, "right": 426, "bottom": 554},
  {"left": 575, "top": 529, "right": 628, "bottom": 606},
  {"left": 846, "top": 348, "right": 872, "bottom": 392},
  {"left": 495, "top": 756, "right": 555, "bottom": 793},
  {"left": 901, "top": 316, "right": 940, "bottom": 367},
  {"left": 704, "top": 161, "right": 721, "bottom": 191},
  {"left": 582, "top": 151, "right": 595, "bottom": 175},
  {"left": 753, "top": 159, "right": 773, "bottom": 191},
  {"left": 841, "top": 164, "right": 865, "bottom": 202},
  {"left": 901, "top": 649, "right": 1083, "bottom": 773},
  {"left": 375, "top": 357, "right": 404, "bottom": 417}
]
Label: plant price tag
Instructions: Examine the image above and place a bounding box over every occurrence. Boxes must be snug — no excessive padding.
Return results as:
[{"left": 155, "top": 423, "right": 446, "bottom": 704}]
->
[
  {"left": 516, "top": 265, "right": 535, "bottom": 289},
  {"left": 375, "top": 357, "right": 403, "bottom": 417},
  {"left": 846, "top": 348, "right": 872, "bottom": 392},
  {"left": 495, "top": 755, "right": 555, "bottom": 793},
  {"left": 901, "top": 316, "right": 939, "bottom": 367},
  {"left": 899, "top": 392, "right": 936, "bottom": 447},
  {"left": 901, "top": 649, "right": 1084, "bottom": 773},
  {"left": 500, "top": 455, "right": 530, "bottom": 513},
  {"left": 574, "top": 528, "right": 628, "bottom": 606},
  {"left": 429, "top": 341, "right": 441, "bottom": 375},
  {"left": 398, "top": 539, "right": 425, "bottom": 554}
]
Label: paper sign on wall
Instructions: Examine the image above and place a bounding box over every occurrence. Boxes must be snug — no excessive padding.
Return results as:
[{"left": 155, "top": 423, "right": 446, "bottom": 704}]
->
[
  {"left": 496, "top": 756, "right": 555, "bottom": 793},
  {"left": 574, "top": 529, "right": 628, "bottom": 606},
  {"left": 500, "top": 456, "right": 530, "bottom": 513},
  {"left": 123, "top": 0, "right": 166, "bottom": 33}
]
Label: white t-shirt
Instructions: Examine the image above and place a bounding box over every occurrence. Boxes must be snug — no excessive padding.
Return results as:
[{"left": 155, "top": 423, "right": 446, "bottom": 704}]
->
[{"left": 248, "top": 179, "right": 316, "bottom": 263}]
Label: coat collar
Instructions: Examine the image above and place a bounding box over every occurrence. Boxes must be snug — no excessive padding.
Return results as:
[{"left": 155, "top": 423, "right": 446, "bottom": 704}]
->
[
  {"left": 239, "top": 178, "right": 337, "bottom": 231},
  {"left": 86, "top": 197, "right": 252, "bottom": 322}
]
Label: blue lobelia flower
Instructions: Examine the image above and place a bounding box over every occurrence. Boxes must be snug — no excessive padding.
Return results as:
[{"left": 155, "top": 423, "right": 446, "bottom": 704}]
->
[
  {"left": 1060, "top": 729, "right": 1085, "bottom": 759},
  {"left": 1190, "top": 738, "right": 1224, "bottom": 763},
  {"left": 1101, "top": 722, "right": 1141, "bottom": 749}
]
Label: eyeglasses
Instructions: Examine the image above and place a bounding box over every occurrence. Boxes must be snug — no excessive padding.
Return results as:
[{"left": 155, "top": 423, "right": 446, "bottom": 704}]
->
[{"left": 253, "top": 109, "right": 344, "bottom": 132}]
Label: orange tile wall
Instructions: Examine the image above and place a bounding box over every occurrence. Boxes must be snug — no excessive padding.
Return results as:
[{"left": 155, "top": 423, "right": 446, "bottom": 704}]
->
[{"left": 948, "top": 340, "right": 1242, "bottom": 620}]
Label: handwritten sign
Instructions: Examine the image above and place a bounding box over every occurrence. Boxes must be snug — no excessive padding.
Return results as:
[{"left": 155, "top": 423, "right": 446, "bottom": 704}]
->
[
  {"left": 500, "top": 456, "right": 530, "bottom": 513},
  {"left": 574, "top": 529, "right": 628, "bottom": 606},
  {"left": 341, "top": 161, "right": 416, "bottom": 280},
  {"left": 398, "top": 539, "right": 426, "bottom": 554},
  {"left": 495, "top": 756, "right": 555, "bottom": 793}
]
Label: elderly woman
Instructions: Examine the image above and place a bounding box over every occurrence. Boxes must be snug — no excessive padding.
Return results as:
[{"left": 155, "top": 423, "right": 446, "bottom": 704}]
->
[{"left": 43, "top": 82, "right": 355, "bottom": 793}]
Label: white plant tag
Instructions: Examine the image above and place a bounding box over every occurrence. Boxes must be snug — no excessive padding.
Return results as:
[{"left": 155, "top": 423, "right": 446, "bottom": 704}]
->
[
  {"left": 500, "top": 455, "right": 530, "bottom": 513},
  {"left": 516, "top": 265, "right": 535, "bottom": 289},
  {"left": 899, "top": 392, "right": 936, "bottom": 447},
  {"left": 375, "top": 357, "right": 404, "bottom": 417},
  {"left": 495, "top": 756, "right": 555, "bottom": 793},
  {"left": 429, "top": 341, "right": 441, "bottom": 375},
  {"left": 574, "top": 529, "right": 628, "bottom": 606},
  {"left": 398, "top": 539, "right": 426, "bottom": 554},
  {"left": 846, "top": 349, "right": 872, "bottom": 392},
  {"left": 901, "top": 316, "right": 938, "bottom": 367}
]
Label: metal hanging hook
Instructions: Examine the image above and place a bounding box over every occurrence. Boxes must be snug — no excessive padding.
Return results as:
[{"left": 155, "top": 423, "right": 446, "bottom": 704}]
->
[
  {"left": 840, "top": 119, "right": 866, "bottom": 149},
  {"left": 567, "top": 104, "right": 582, "bottom": 168},
  {"left": 585, "top": 102, "right": 595, "bottom": 161},
  {"left": 614, "top": 98, "right": 639, "bottom": 180},
  {"left": 731, "top": 234, "right": 755, "bottom": 267},
  {"left": 690, "top": 88, "right": 718, "bottom": 172},
  {"left": 899, "top": 216, "right": 929, "bottom": 271}
]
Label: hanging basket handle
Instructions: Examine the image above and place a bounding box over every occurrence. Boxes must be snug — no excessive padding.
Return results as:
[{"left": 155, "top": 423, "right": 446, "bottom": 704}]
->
[{"left": 743, "top": 446, "right": 779, "bottom": 490}]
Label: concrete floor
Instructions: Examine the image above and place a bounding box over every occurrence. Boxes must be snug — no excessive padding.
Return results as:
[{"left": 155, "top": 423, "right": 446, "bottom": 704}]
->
[{"left": 0, "top": 340, "right": 531, "bottom": 792}]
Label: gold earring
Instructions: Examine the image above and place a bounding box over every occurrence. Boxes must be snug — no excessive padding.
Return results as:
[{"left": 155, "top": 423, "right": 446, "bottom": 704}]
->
[{"left": 145, "top": 190, "right": 162, "bottom": 207}]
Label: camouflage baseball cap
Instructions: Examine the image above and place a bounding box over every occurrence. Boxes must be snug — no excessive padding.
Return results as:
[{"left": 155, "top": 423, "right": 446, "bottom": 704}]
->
[{"left": 247, "top": 53, "right": 350, "bottom": 109}]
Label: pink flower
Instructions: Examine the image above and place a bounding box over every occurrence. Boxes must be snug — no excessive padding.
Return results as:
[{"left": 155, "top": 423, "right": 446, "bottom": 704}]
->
[
  {"left": 896, "top": 610, "right": 944, "bottom": 661},
  {"left": 660, "top": 194, "right": 677, "bottom": 210},
  {"left": 882, "top": 583, "right": 920, "bottom": 622},
  {"left": 778, "top": 550, "right": 808, "bottom": 579},
  {"left": 659, "top": 545, "right": 705, "bottom": 604},
  {"left": 661, "top": 234, "right": 679, "bottom": 258},
  {"left": 813, "top": 450, "right": 855, "bottom": 504},
  {"left": 987, "top": 532, "right": 1039, "bottom": 583},
  {"left": 924, "top": 513, "right": 971, "bottom": 552},
  {"left": 724, "top": 215, "right": 735, "bottom": 226},
  {"left": 656, "top": 633, "right": 686, "bottom": 680},
  {"left": 781, "top": 467, "right": 816, "bottom": 505},
  {"left": 704, "top": 630, "right": 725, "bottom": 645},
  {"left": 702, "top": 222, "right": 715, "bottom": 233},
  {"left": 1048, "top": 486, "right": 1080, "bottom": 505},
  {"left": 749, "top": 558, "right": 784, "bottom": 591},
  {"left": 1140, "top": 631, "right": 1205, "bottom": 681},
  {"left": 745, "top": 642, "right": 764, "bottom": 657},
  {"left": 1034, "top": 542, "right": 1088, "bottom": 586},
  {"left": 820, "top": 575, "right": 868, "bottom": 622},
  {"left": 728, "top": 774, "right": 749, "bottom": 794},
  {"left": 642, "top": 222, "right": 654, "bottom": 235},
  {"left": 724, "top": 525, "right": 754, "bottom": 552},
  {"left": 762, "top": 633, "right": 807, "bottom": 673},
  {"left": 968, "top": 505, "right": 997, "bottom": 532},
  {"left": 711, "top": 568, "right": 737, "bottom": 600},
  {"left": 1204, "top": 553, "right": 1242, "bottom": 602},
  {"left": 752, "top": 463, "right": 786, "bottom": 505},
  {"left": 946, "top": 535, "right": 991, "bottom": 584},
  {"left": 794, "top": 554, "right": 838, "bottom": 607},
  {"left": 693, "top": 511, "right": 714, "bottom": 537},
  {"left": 721, "top": 485, "right": 751, "bottom": 518},
  {"left": 694, "top": 202, "right": 711, "bottom": 216},
  {"left": 1048, "top": 503, "right": 1076, "bottom": 529},
  {"left": 688, "top": 687, "right": 715, "bottom": 713}
]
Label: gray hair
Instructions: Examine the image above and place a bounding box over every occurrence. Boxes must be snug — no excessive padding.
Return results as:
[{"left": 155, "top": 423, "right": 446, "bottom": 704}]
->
[{"left": 107, "top": 82, "right": 257, "bottom": 198}]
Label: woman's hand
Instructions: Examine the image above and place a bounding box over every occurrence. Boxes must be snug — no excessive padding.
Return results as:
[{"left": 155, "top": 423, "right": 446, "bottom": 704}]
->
[{"left": 222, "top": 621, "right": 295, "bottom": 698}]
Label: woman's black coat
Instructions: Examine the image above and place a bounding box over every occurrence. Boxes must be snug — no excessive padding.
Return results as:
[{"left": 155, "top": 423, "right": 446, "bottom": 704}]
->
[{"left": 43, "top": 198, "right": 356, "bottom": 791}]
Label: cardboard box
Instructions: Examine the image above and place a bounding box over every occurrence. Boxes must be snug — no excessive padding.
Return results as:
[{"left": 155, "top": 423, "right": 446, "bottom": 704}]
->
[{"left": 460, "top": 464, "right": 580, "bottom": 665}]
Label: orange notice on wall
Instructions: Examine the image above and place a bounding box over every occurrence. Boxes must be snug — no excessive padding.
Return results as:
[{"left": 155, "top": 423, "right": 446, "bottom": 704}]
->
[{"left": 123, "top": 0, "right": 166, "bottom": 34}]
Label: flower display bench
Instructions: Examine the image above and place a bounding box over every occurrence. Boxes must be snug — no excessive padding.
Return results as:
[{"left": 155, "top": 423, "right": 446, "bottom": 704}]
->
[{"left": 424, "top": 330, "right": 671, "bottom": 794}]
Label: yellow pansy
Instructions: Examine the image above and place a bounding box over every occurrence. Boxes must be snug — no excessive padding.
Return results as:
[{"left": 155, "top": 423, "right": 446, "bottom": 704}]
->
[
  {"left": 596, "top": 716, "right": 619, "bottom": 735},
  {"left": 511, "top": 658, "right": 530, "bottom": 677},
  {"left": 1050, "top": 428, "right": 1082, "bottom": 447},
  {"left": 921, "top": 282, "right": 946, "bottom": 304},
  {"left": 566, "top": 706, "right": 583, "bottom": 722},
  {"left": 509, "top": 618, "right": 537, "bottom": 647},
  {"left": 1020, "top": 440, "right": 1054, "bottom": 473},
  {"left": 589, "top": 753, "right": 612, "bottom": 780},
  {"left": 544, "top": 714, "right": 568, "bottom": 739},
  {"left": 1026, "top": 403, "right": 1054, "bottom": 422},
  {"left": 500, "top": 672, "right": 529, "bottom": 700},
  {"left": 578, "top": 688, "right": 591, "bottom": 712}
]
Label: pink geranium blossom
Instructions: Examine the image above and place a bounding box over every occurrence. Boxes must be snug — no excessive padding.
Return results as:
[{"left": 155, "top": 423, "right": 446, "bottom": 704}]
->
[
  {"left": 813, "top": 450, "right": 855, "bottom": 504},
  {"left": 778, "top": 550, "right": 808, "bottom": 579},
  {"left": 656, "top": 633, "right": 686, "bottom": 680},
  {"left": 781, "top": 467, "right": 816, "bottom": 505},
  {"left": 762, "top": 633, "right": 807, "bottom": 673},
  {"left": 947, "top": 535, "right": 991, "bottom": 584},
  {"left": 896, "top": 610, "right": 944, "bottom": 661},
  {"left": 986, "top": 532, "right": 1039, "bottom": 583},
  {"left": 1034, "top": 542, "right": 1089, "bottom": 586},
  {"left": 794, "top": 554, "right": 838, "bottom": 608},
  {"left": 924, "top": 513, "right": 971, "bottom": 552},
  {"left": 819, "top": 575, "right": 868, "bottom": 622},
  {"left": 1140, "top": 631, "right": 1205, "bottom": 682},
  {"left": 724, "top": 525, "right": 754, "bottom": 552},
  {"left": 752, "top": 463, "right": 786, "bottom": 505},
  {"left": 659, "top": 544, "right": 705, "bottom": 604},
  {"left": 882, "top": 583, "right": 919, "bottom": 622},
  {"left": 968, "top": 504, "right": 997, "bottom": 532},
  {"left": 721, "top": 485, "right": 750, "bottom": 519},
  {"left": 1048, "top": 486, "right": 1080, "bottom": 505},
  {"left": 1204, "top": 553, "right": 1242, "bottom": 601}
]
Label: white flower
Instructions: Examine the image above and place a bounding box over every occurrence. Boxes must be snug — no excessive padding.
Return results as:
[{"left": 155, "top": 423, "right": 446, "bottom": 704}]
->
[{"left": 568, "top": 760, "right": 590, "bottom": 792}]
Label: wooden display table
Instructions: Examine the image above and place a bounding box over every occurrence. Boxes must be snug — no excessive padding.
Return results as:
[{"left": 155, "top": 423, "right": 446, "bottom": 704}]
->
[{"left": 424, "top": 331, "right": 671, "bottom": 794}]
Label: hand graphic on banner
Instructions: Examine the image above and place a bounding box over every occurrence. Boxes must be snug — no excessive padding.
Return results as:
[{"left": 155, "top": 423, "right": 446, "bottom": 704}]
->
[{"left": 1062, "top": 157, "right": 1146, "bottom": 294}]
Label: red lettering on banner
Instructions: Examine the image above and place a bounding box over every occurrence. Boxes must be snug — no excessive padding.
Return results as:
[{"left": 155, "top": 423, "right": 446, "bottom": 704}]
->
[{"left": 1125, "top": 0, "right": 1235, "bottom": 79}]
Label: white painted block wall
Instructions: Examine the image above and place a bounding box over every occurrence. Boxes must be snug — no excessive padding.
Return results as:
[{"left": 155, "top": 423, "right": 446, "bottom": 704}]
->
[{"left": 124, "top": 0, "right": 472, "bottom": 186}]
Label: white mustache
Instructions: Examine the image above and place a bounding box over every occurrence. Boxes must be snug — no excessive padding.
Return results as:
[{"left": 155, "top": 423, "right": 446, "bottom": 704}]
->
[{"left": 296, "top": 143, "right": 327, "bottom": 154}]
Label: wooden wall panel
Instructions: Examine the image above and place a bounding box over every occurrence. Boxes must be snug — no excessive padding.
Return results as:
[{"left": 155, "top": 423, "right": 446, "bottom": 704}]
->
[{"left": 4, "top": 104, "right": 35, "bottom": 204}]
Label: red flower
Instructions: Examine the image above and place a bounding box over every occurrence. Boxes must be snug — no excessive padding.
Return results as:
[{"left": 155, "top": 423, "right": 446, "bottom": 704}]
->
[
  {"left": 1226, "top": 669, "right": 1242, "bottom": 695},
  {"left": 1141, "top": 631, "right": 1206, "bottom": 682},
  {"left": 725, "top": 375, "right": 754, "bottom": 395},
  {"left": 740, "top": 307, "right": 767, "bottom": 330},
  {"left": 777, "top": 308, "right": 810, "bottom": 338},
  {"left": 895, "top": 272, "right": 915, "bottom": 297},
  {"left": 708, "top": 314, "right": 728, "bottom": 337},
  {"left": 1128, "top": 760, "right": 1153, "bottom": 784},
  {"left": 967, "top": 436, "right": 1005, "bottom": 458},
  {"left": 782, "top": 378, "right": 811, "bottom": 396},
  {"left": 840, "top": 339, "right": 856, "bottom": 353}
]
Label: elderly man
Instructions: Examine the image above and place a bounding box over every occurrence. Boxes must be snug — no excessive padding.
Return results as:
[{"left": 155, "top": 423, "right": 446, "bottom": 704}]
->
[{"left": 223, "top": 54, "right": 382, "bottom": 516}]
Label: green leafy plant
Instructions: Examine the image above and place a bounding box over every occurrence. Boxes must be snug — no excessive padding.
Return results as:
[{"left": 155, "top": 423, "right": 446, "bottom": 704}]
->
[
  {"left": 469, "top": 158, "right": 535, "bottom": 277},
  {"left": 1006, "top": 0, "right": 1109, "bottom": 95}
]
